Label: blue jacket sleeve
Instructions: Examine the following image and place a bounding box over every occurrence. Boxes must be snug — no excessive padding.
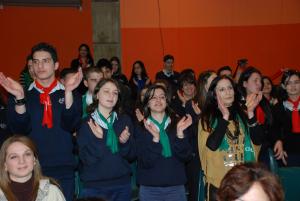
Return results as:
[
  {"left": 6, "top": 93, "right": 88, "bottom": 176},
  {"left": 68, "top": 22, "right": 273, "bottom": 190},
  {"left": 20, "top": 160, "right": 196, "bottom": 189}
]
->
[
  {"left": 7, "top": 95, "right": 31, "bottom": 134},
  {"left": 173, "top": 131, "right": 193, "bottom": 162},
  {"left": 61, "top": 91, "right": 82, "bottom": 132},
  {"left": 136, "top": 125, "right": 163, "bottom": 169},
  {"left": 77, "top": 120, "right": 106, "bottom": 165},
  {"left": 118, "top": 116, "right": 137, "bottom": 161}
]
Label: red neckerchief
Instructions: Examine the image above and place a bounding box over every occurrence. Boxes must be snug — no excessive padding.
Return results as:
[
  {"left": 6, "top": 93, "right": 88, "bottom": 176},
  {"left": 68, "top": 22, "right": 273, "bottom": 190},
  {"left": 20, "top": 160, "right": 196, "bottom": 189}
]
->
[
  {"left": 255, "top": 105, "right": 265, "bottom": 125},
  {"left": 288, "top": 96, "right": 300, "bottom": 133},
  {"left": 79, "top": 55, "right": 88, "bottom": 68},
  {"left": 35, "top": 79, "right": 58, "bottom": 128}
]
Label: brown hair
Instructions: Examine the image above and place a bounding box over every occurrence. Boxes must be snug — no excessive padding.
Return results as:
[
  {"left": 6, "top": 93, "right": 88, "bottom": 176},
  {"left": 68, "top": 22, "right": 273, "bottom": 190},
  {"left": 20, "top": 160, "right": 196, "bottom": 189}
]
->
[
  {"left": 217, "top": 162, "right": 284, "bottom": 201},
  {"left": 83, "top": 66, "right": 103, "bottom": 81},
  {"left": 87, "top": 78, "right": 121, "bottom": 114},
  {"left": 0, "top": 135, "right": 58, "bottom": 201}
]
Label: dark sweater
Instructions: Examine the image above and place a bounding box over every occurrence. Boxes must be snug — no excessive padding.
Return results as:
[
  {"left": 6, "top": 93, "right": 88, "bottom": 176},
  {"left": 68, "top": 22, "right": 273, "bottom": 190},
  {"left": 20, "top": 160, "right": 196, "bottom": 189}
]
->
[
  {"left": 155, "top": 71, "right": 180, "bottom": 95},
  {"left": 10, "top": 175, "right": 34, "bottom": 201},
  {"left": 273, "top": 101, "right": 300, "bottom": 153},
  {"left": 136, "top": 122, "right": 192, "bottom": 187},
  {"left": 7, "top": 87, "right": 82, "bottom": 171},
  {"left": 206, "top": 115, "right": 263, "bottom": 151},
  {"left": 77, "top": 114, "right": 136, "bottom": 187}
]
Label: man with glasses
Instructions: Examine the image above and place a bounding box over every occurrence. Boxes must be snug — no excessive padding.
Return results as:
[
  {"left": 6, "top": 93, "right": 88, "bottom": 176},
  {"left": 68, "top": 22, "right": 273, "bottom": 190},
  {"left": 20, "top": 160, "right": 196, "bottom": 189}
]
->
[{"left": 0, "top": 42, "right": 82, "bottom": 201}]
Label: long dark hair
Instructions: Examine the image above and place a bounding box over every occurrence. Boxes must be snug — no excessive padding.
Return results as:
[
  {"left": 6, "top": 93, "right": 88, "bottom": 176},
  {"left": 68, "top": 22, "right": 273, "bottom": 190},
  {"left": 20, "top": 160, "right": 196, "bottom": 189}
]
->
[
  {"left": 129, "top": 60, "right": 149, "bottom": 81},
  {"left": 201, "top": 76, "right": 246, "bottom": 132},
  {"left": 262, "top": 76, "right": 277, "bottom": 100},
  {"left": 278, "top": 69, "right": 300, "bottom": 102},
  {"left": 195, "top": 70, "right": 216, "bottom": 110},
  {"left": 78, "top": 44, "right": 94, "bottom": 62},
  {"left": 238, "top": 66, "right": 272, "bottom": 127},
  {"left": 87, "top": 78, "right": 122, "bottom": 114},
  {"left": 110, "top": 56, "right": 122, "bottom": 75},
  {"left": 142, "top": 84, "right": 176, "bottom": 128}
]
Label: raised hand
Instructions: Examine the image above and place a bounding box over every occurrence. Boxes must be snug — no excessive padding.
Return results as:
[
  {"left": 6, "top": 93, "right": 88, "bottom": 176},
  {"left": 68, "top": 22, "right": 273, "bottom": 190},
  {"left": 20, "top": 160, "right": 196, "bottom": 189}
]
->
[
  {"left": 176, "top": 114, "right": 192, "bottom": 138},
  {"left": 0, "top": 72, "right": 24, "bottom": 99},
  {"left": 144, "top": 119, "right": 160, "bottom": 142},
  {"left": 64, "top": 68, "right": 83, "bottom": 92},
  {"left": 119, "top": 126, "right": 130, "bottom": 144},
  {"left": 191, "top": 100, "right": 201, "bottom": 115},
  {"left": 88, "top": 119, "right": 103, "bottom": 139},
  {"left": 246, "top": 92, "right": 262, "bottom": 118},
  {"left": 216, "top": 92, "right": 229, "bottom": 121}
]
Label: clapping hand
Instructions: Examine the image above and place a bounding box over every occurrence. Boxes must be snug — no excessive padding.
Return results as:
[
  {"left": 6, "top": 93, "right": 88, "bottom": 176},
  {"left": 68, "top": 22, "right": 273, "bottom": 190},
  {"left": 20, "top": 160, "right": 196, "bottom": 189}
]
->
[
  {"left": 0, "top": 72, "right": 24, "bottom": 99},
  {"left": 119, "top": 126, "right": 130, "bottom": 144},
  {"left": 88, "top": 119, "right": 103, "bottom": 139},
  {"left": 64, "top": 68, "right": 83, "bottom": 92},
  {"left": 216, "top": 92, "right": 229, "bottom": 121},
  {"left": 246, "top": 92, "right": 262, "bottom": 118},
  {"left": 176, "top": 114, "right": 192, "bottom": 138},
  {"left": 144, "top": 119, "right": 160, "bottom": 142}
]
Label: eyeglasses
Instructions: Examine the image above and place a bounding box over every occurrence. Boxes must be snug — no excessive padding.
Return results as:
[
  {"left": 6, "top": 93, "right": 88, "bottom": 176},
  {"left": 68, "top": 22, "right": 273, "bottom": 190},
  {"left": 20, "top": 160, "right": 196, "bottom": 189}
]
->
[
  {"left": 32, "top": 58, "right": 53, "bottom": 66},
  {"left": 286, "top": 80, "right": 300, "bottom": 86},
  {"left": 150, "top": 96, "right": 166, "bottom": 101}
]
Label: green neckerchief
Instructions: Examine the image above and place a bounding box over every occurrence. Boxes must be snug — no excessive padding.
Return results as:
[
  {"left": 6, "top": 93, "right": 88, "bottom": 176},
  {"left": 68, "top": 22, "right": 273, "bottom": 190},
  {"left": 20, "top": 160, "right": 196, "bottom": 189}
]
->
[
  {"left": 148, "top": 114, "right": 172, "bottom": 158},
  {"left": 97, "top": 108, "right": 118, "bottom": 154},
  {"left": 212, "top": 114, "right": 255, "bottom": 162},
  {"left": 82, "top": 93, "right": 88, "bottom": 119}
]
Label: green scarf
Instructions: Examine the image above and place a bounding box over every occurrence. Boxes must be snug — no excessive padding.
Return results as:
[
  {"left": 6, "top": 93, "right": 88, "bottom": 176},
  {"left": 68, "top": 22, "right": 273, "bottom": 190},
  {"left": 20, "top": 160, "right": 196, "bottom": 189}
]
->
[
  {"left": 97, "top": 109, "right": 119, "bottom": 154},
  {"left": 148, "top": 115, "right": 172, "bottom": 158},
  {"left": 82, "top": 93, "right": 88, "bottom": 119},
  {"left": 212, "top": 115, "right": 255, "bottom": 162}
]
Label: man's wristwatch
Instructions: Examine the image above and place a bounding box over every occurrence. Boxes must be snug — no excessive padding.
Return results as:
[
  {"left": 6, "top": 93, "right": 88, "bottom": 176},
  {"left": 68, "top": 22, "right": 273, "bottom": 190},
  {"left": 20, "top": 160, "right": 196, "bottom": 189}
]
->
[{"left": 15, "top": 98, "right": 26, "bottom": 106}]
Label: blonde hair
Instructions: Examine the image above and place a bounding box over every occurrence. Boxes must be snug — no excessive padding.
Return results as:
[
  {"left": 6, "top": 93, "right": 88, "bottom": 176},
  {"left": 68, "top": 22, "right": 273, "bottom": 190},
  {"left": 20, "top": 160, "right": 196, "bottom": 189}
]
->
[{"left": 0, "top": 135, "right": 51, "bottom": 201}]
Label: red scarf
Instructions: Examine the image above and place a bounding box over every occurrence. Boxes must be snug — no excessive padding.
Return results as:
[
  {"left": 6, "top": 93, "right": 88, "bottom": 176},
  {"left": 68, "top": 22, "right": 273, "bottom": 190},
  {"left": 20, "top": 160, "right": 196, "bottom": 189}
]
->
[
  {"left": 79, "top": 55, "right": 88, "bottom": 68},
  {"left": 288, "top": 97, "right": 300, "bottom": 133},
  {"left": 35, "top": 79, "right": 58, "bottom": 128},
  {"left": 255, "top": 105, "right": 265, "bottom": 125}
]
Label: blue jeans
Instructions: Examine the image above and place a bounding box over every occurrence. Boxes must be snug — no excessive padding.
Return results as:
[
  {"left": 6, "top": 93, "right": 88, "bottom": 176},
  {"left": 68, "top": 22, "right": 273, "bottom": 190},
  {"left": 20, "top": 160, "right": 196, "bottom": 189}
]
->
[
  {"left": 80, "top": 183, "right": 131, "bottom": 201},
  {"left": 140, "top": 185, "right": 187, "bottom": 201}
]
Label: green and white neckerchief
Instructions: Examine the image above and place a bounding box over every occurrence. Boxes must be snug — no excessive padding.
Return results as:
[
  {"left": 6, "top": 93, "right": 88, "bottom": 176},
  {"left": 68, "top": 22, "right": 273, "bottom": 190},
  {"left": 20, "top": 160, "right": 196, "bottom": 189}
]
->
[
  {"left": 91, "top": 109, "right": 118, "bottom": 153},
  {"left": 212, "top": 114, "right": 255, "bottom": 162},
  {"left": 82, "top": 92, "right": 93, "bottom": 118},
  {"left": 147, "top": 114, "right": 172, "bottom": 157}
]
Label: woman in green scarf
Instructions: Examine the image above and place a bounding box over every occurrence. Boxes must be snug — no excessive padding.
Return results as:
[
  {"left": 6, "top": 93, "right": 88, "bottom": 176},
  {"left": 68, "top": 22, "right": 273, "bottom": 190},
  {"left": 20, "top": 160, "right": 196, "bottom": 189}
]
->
[
  {"left": 136, "top": 84, "right": 193, "bottom": 201},
  {"left": 77, "top": 78, "right": 135, "bottom": 201},
  {"left": 199, "top": 76, "right": 263, "bottom": 201}
]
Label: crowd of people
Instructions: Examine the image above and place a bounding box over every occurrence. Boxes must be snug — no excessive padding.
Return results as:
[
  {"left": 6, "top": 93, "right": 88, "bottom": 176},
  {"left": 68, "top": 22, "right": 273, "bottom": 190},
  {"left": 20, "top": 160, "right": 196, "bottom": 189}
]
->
[{"left": 0, "top": 42, "right": 299, "bottom": 201}]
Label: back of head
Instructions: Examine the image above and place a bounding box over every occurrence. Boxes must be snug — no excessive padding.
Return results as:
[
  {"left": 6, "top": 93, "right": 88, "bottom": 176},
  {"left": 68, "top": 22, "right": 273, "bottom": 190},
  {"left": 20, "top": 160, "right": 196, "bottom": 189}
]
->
[{"left": 217, "top": 162, "right": 284, "bottom": 201}]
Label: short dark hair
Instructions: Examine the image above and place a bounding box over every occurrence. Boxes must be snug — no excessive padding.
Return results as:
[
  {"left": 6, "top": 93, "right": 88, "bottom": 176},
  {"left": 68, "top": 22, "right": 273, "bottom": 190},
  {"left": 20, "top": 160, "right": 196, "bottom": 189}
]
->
[
  {"left": 163, "top": 54, "right": 174, "bottom": 62},
  {"left": 217, "top": 163, "right": 284, "bottom": 201},
  {"left": 217, "top": 66, "right": 232, "bottom": 76},
  {"left": 59, "top": 67, "right": 77, "bottom": 80},
  {"left": 178, "top": 71, "right": 196, "bottom": 90},
  {"left": 96, "top": 58, "right": 112, "bottom": 70},
  {"left": 31, "top": 42, "right": 58, "bottom": 62},
  {"left": 84, "top": 67, "right": 103, "bottom": 81}
]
